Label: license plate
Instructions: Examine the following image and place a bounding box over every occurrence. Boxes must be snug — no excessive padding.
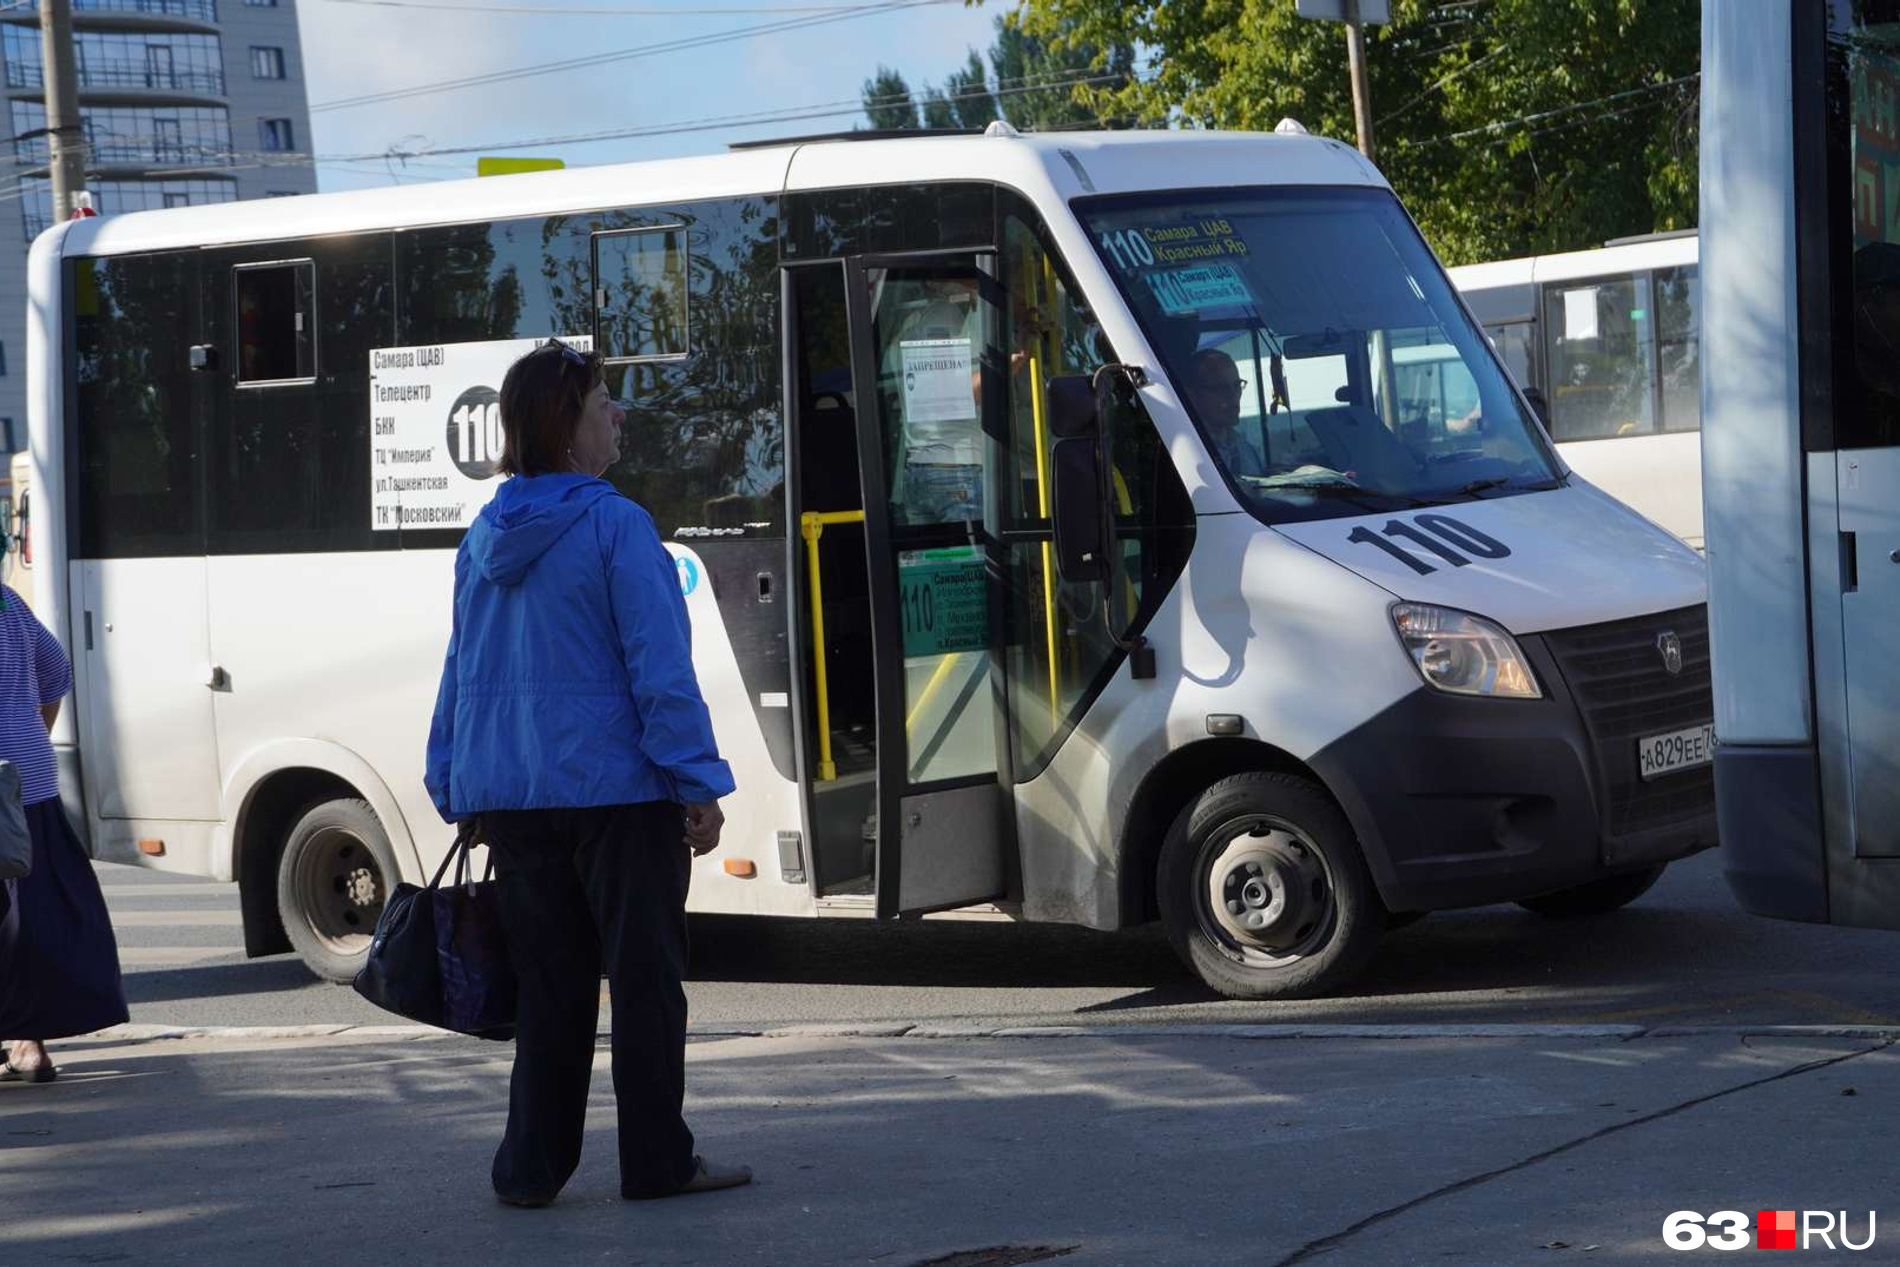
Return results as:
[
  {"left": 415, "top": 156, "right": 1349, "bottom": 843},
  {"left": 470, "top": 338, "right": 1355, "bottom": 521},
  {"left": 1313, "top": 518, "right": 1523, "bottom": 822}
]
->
[{"left": 1637, "top": 722, "right": 1715, "bottom": 781}]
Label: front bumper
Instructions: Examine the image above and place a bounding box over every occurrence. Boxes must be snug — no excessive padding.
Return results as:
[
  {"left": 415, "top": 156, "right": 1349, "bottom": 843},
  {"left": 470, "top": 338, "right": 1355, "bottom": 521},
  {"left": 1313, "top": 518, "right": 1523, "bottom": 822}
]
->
[{"left": 1309, "top": 606, "right": 1718, "bottom": 912}]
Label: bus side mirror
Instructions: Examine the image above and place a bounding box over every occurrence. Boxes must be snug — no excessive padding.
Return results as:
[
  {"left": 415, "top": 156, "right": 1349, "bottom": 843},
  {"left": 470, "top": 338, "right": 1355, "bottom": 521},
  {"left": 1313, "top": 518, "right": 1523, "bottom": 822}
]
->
[
  {"left": 1045, "top": 374, "right": 1112, "bottom": 583},
  {"left": 1051, "top": 436, "right": 1111, "bottom": 583},
  {"left": 1046, "top": 375, "right": 1098, "bottom": 438}
]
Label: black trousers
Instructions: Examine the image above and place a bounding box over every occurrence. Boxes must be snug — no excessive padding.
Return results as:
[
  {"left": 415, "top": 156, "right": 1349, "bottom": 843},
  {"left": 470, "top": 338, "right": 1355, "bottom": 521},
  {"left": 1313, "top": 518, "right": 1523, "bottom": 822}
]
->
[{"left": 481, "top": 802, "right": 697, "bottom": 1200}]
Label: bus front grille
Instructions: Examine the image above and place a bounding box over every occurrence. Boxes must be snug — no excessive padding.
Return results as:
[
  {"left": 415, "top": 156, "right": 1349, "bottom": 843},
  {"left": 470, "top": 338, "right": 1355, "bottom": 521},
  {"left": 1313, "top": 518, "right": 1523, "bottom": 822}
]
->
[{"left": 1542, "top": 604, "right": 1716, "bottom": 854}]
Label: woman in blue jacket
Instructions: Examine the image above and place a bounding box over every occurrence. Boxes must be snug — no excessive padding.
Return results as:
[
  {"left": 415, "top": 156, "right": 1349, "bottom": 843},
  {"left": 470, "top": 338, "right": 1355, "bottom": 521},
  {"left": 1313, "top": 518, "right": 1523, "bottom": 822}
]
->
[{"left": 426, "top": 339, "right": 748, "bottom": 1207}]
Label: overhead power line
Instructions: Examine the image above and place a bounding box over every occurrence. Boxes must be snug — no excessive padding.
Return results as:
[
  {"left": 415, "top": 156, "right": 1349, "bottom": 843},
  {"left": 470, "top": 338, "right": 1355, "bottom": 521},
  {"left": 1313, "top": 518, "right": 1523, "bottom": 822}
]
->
[
  {"left": 1402, "top": 74, "right": 1698, "bottom": 151},
  {"left": 316, "top": 0, "right": 901, "bottom": 12},
  {"left": 308, "top": 0, "right": 951, "bottom": 113}
]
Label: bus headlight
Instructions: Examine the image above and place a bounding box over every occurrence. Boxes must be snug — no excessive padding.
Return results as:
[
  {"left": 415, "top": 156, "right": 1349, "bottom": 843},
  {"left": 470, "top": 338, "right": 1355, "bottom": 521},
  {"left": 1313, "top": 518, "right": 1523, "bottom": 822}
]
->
[{"left": 1391, "top": 603, "right": 1542, "bottom": 699}]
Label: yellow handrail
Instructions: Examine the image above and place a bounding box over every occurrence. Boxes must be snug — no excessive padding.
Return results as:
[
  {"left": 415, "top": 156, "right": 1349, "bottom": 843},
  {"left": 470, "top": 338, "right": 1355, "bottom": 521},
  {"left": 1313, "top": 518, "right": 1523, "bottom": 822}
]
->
[
  {"left": 800, "top": 508, "right": 864, "bottom": 781},
  {"left": 1028, "top": 251, "right": 1062, "bottom": 719}
]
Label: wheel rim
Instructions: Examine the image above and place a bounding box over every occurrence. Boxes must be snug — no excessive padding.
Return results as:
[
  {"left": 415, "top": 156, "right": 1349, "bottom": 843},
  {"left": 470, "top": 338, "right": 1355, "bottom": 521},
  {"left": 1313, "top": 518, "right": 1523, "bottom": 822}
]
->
[
  {"left": 294, "top": 827, "right": 386, "bottom": 954},
  {"left": 1193, "top": 813, "right": 1338, "bottom": 967}
]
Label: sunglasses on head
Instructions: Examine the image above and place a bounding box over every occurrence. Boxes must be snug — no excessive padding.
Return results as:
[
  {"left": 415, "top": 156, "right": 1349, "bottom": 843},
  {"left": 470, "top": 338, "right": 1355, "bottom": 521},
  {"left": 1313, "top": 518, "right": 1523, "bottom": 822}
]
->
[{"left": 539, "top": 337, "right": 588, "bottom": 367}]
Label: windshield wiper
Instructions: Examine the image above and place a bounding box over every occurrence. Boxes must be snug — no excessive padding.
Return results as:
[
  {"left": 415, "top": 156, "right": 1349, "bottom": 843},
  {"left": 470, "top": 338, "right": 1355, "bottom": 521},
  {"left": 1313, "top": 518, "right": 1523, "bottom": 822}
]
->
[{"left": 1458, "top": 477, "right": 1511, "bottom": 496}]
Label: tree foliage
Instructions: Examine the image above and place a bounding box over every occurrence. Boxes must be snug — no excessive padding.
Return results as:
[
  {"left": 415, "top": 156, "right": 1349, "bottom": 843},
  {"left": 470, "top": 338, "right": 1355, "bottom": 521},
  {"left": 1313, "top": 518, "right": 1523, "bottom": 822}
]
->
[
  {"left": 859, "top": 15, "right": 1135, "bottom": 134},
  {"left": 862, "top": 66, "right": 921, "bottom": 130},
  {"left": 1008, "top": 0, "right": 1699, "bottom": 264}
]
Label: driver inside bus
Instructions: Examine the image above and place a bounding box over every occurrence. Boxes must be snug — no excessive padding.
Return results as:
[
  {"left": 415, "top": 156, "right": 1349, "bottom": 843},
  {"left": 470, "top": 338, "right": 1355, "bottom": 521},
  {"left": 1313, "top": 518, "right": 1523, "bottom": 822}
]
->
[{"left": 1187, "top": 347, "right": 1269, "bottom": 477}]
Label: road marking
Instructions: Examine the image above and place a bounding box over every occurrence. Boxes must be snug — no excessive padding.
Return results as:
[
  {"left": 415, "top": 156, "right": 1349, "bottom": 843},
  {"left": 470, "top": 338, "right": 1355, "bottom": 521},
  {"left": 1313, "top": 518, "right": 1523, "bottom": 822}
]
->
[
  {"left": 109, "top": 910, "right": 243, "bottom": 927},
  {"left": 96, "top": 883, "right": 236, "bottom": 896},
  {"left": 114, "top": 947, "right": 238, "bottom": 966}
]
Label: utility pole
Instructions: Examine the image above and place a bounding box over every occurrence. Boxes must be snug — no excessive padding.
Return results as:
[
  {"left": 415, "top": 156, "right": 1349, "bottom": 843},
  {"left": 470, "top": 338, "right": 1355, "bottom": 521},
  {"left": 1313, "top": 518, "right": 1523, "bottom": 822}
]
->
[
  {"left": 1344, "top": 0, "right": 1375, "bottom": 162},
  {"left": 38, "top": 0, "right": 87, "bottom": 221}
]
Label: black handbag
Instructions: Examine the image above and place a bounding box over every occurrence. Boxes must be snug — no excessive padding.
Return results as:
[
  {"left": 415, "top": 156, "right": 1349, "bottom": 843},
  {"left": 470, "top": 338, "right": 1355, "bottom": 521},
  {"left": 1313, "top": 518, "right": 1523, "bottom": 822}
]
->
[{"left": 354, "top": 821, "right": 517, "bottom": 1040}]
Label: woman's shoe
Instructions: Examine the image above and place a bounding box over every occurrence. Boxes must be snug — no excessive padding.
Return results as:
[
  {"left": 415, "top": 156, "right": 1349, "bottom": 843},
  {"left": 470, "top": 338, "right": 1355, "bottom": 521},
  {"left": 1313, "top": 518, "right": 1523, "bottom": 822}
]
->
[
  {"left": 625, "top": 1155, "right": 752, "bottom": 1200},
  {"left": 0, "top": 1062, "right": 57, "bottom": 1084}
]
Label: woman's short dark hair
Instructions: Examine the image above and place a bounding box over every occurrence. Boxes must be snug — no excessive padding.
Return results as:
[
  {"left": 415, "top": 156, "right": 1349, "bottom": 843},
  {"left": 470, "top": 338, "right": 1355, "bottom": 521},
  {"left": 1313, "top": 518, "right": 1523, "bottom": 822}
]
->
[{"left": 496, "top": 340, "right": 606, "bottom": 477}]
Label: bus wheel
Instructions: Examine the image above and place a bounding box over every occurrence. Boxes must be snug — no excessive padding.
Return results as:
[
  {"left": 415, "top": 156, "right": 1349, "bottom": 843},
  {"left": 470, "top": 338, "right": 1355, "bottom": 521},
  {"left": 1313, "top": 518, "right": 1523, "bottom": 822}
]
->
[
  {"left": 1158, "top": 772, "right": 1382, "bottom": 1001},
  {"left": 1516, "top": 864, "right": 1666, "bottom": 918},
  {"left": 276, "top": 798, "right": 398, "bottom": 983}
]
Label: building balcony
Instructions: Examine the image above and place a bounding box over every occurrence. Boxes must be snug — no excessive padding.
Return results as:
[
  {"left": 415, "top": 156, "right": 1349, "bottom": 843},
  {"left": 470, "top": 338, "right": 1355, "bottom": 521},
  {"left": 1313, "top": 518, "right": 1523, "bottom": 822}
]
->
[
  {"left": 6, "top": 59, "right": 224, "bottom": 98},
  {"left": 1, "top": 1, "right": 220, "bottom": 31}
]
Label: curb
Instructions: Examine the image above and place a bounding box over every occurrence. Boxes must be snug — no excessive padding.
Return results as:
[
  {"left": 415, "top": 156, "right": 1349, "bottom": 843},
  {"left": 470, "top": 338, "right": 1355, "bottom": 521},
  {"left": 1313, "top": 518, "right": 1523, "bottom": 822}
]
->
[{"left": 88, "top": 1021, "right": 1900, "bottom": 1045}]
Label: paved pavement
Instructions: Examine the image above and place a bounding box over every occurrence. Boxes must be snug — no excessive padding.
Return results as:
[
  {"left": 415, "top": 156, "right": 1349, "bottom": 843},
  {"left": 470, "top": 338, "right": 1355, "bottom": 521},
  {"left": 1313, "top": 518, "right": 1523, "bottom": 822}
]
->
[
  {"left": 2, "top": 1027, "right": 1893, "bottom": 1264},
  {"left": 99, "top": 849, "right": 1900, "bottom": 1032}
]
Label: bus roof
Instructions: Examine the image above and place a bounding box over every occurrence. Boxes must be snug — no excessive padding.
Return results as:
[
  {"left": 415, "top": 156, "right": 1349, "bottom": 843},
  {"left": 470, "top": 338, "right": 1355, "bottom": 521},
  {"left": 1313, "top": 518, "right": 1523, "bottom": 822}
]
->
[{"left": 56, "top": 129, "right": 1385, "bottom": 258}]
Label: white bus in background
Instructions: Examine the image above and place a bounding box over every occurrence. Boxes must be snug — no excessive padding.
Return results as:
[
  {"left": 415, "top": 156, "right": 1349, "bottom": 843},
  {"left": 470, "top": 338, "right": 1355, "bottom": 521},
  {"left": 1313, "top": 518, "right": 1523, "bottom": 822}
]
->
[
  {"left": 26, "top": 126, "right": 1716, "bottom": 999},
  {"left": 1449, "top": 230, "right": 1703, "bottom": 547},
  {"left": 1703, "top": 0, "right": 1900, "bottom": 930}
]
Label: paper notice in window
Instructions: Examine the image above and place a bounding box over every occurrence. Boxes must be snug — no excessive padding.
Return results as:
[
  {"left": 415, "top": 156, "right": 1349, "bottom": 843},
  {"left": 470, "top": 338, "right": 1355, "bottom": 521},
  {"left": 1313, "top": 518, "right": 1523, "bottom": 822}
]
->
[
  {"left": 1562, "top": 287, "right": 1600, "bottom": 341},
  {"left": 900, "top": 338, "right": 975, "bottom": 424},
  {"left": 1146, "top": 262, "right": 1255, "bottom": 316}
]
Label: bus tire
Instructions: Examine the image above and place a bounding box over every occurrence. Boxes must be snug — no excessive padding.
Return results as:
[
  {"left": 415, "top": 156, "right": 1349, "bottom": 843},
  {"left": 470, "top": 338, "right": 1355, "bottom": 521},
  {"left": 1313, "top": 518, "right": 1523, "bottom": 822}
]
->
[
  {"left": 276, "top": 798, "right": 399, "bottom": 983},
  {"left": 1158, "top": 772, "right": 1382, "bottom": 1001},
  {"left": 1515, "top": 864, "right": 1666, "bottom": 919}
]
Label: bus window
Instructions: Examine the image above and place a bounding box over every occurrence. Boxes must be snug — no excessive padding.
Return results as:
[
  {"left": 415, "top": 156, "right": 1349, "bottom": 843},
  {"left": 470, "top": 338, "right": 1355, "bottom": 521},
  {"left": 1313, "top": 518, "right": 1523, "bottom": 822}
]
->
[
  {"left": 1656, "top": 265, "right": 1700, "bottom": 432},
  {"left": 1483, "top": 321, "right": 1537, "bottom": 393},
  {"left": 1542, "top": 275, "right": 1658, "bottom": 440},
  {"left": 75, "top": 253, "right": 201, "bottom": 557},
  {"left": 594, "top": 226, "right": 690, "bottom": 362},
  {"left": 1000, "top": 198, "right": 1193, "bottom": 777},
  {"left": 234, "top": 260, "right": 316, "bottom": 384}
]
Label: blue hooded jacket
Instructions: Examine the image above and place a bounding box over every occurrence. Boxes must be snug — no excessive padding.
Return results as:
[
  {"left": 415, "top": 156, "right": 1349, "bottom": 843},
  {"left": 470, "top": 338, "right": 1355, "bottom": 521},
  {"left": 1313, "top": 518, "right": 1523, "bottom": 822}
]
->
[{"left": 425, "top": 473, "right": 735, "bottom": 821}]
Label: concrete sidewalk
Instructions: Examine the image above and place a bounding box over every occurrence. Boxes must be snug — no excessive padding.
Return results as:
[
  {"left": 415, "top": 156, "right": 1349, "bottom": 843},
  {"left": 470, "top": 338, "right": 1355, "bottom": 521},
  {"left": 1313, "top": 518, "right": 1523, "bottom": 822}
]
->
[{"left": 1, "top": 1027, "right": 1893, "bottom": 1265}]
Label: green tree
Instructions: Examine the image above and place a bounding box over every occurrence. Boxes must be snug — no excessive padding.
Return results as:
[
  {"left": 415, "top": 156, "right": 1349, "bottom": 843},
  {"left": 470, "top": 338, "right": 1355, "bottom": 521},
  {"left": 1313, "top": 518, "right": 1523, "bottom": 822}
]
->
[
  {"left": 860, "top": 16, "right": 1133, "bottom": 133},
  {"left": 991, "top": 14, "right": 1136, "bottom": 130},
  {"left": 862, "top": 66, "right": 921, "bottom": 130},
  {"left": 1012, "top": 0, "right": 1698, "bottom": 264},
  {"left": 943, "top": 49, "right": 1001, "bottom": 128}
]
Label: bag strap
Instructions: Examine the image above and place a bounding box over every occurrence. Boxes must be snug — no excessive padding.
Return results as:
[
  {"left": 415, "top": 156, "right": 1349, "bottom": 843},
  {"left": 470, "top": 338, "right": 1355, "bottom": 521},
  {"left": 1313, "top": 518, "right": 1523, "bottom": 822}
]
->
[{"left": 429, "top": 819, "right": 481, "bottom": 890}]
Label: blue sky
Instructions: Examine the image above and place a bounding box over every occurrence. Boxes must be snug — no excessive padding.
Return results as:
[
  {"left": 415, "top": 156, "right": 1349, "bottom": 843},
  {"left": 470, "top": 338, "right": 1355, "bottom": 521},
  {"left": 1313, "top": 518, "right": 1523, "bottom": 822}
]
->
[{"left": 297, "top": 0, "right": 1003, "bottom": 191}]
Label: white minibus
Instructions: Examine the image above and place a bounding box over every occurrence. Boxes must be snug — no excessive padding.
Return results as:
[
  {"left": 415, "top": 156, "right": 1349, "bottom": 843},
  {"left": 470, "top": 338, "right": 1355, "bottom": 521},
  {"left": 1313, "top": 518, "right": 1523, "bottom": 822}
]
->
[
  {"left": 24, "top": 126, "right": 1715, "bottom": 998},
  {"left": 1449, "top": 231, "right": 1703, "bottom": 547}
]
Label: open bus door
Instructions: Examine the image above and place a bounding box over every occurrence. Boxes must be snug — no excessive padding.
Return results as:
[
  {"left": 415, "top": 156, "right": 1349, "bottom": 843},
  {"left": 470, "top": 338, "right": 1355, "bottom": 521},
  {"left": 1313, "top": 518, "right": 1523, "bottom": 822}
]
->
[{"left": 838, "top": 252, "right": 1014, "bottom": 917}]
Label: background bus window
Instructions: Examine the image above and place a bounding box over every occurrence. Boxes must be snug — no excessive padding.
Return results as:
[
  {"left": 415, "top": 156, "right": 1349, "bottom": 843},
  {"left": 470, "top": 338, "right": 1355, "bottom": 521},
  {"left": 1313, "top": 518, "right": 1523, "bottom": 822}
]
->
[
  {"left": 1656, "top": 265, "right": 1700, "bottom": 432},
  {"left": 594, "top": 226, "right": 690, "bottom": 362},
  {"left": 75, "top": 253, "right": 201, "bottom": 558},
  {"left": 1483, "top": 321, "right": 1538, "bottom": 393},
  {"left": 234, "top": 260, "right": 315, "bottom": 384},
  {"left": 1542, "top": 275, "right": 1657, "bottom": 440}
]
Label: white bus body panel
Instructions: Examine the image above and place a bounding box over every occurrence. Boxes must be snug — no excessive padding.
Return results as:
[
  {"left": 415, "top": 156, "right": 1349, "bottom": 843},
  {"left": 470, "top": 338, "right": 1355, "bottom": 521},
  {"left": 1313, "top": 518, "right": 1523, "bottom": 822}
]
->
[
  {"left": 1274, "top": 483, "right": 1706, "bottom": 635},
  {"left": 1014, "top": 513, "right": 1417, "bottom": 927},
  {"left": 1700, "top": 3, "right": 1811, "bottom": 745},
  {"left": 77, "top": 558, "right": 221, "bottom": 822}
]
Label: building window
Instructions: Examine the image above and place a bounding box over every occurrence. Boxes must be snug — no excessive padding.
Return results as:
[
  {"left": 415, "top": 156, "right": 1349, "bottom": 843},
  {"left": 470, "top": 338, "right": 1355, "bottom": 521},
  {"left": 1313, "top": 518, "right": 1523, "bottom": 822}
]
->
[
  {"left": 259, "top": 118, "right": 295, "bottom": 152},
  {"left": 247, "top": 0, "right": 281, "bottom": 6},
  {"left": 234, "top": 261, "right": 317, "bottom": 384},
  {"left": 0, "top": 420, "right": 14, "bottom": 454},
  {"left": 250, "top": 46, "right": 286, "bottom": 80},
  {"left": 266, "top": 190, "right": 300, "bottom": 198},
  {"left": 0, "top": 341, "right": 7, "bottom": 377}
]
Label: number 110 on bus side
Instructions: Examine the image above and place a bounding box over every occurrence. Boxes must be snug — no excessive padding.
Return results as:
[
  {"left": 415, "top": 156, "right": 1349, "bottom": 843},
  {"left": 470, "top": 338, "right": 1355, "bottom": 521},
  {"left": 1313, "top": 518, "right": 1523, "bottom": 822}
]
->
[{"left": 454, "top": 400, "right": 503, "bottom": 466}]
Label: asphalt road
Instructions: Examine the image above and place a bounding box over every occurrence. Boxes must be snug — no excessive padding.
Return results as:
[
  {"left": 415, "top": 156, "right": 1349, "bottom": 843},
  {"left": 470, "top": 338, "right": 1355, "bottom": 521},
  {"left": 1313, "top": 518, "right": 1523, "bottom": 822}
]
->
[{"left": 93, "top": 846, "right": 1899, "bottom": 1032}]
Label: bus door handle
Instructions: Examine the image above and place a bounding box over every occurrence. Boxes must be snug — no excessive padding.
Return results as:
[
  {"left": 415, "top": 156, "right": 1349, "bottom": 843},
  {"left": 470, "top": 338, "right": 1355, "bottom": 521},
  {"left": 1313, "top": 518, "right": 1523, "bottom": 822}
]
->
[{"left": 206, "top": 664, "right": 230, "bottom": 691}]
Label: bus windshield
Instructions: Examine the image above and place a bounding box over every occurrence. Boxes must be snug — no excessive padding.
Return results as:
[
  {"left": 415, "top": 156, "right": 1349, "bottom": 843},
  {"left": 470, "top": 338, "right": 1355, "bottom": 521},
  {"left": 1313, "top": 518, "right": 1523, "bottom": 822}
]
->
[{"left": 1077, "top": 186, "right": 1561, "bottom": 522}]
